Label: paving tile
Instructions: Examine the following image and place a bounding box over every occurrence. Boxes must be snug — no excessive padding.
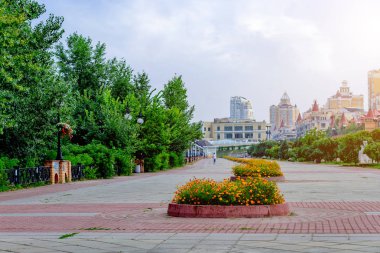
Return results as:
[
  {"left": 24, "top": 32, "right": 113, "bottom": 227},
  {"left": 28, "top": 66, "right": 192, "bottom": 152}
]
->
[
  {"left": 205, "top": 233, "right": 242, "bottom": 240},
  {"left": 240, "top": 234, "right": 277, "bottom": 241}
]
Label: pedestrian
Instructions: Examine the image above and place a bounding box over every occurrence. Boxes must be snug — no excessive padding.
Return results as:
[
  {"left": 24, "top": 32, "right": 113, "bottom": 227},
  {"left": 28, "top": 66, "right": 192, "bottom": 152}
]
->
[{"left": 213, "top": 153, "right": 216, "bottom": 164}]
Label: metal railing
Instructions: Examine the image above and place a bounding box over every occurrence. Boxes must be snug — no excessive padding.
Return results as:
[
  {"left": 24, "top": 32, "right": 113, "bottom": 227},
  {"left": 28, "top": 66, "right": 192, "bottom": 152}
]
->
[
  {"left": 71, "top": 164, "right": 85, "bottom": 181},
  {"left": 6, "top": 166, "right": 51, "bottom": 185}
]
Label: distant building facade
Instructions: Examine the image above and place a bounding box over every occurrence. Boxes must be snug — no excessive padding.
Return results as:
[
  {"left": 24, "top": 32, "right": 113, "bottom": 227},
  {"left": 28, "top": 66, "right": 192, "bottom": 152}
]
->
[
  {"left": 230, "top": 96, "right": 254, "bottom": 120},
  {"left": 326, "top": 80, "right": 364, "bottom": 111},
  {"left": 296, "top": 101, "right": 333, "bottom": 138},
  {"left": 270, "top": 92, "right": 299, "bottom": 140},
  {"left": 368, "top": 69, "right": 380, "bottom": 110},
  {"left": 296, "top": 82, "right": 365, "bottom": 138},
  {"left": 202, "top": 118, "right": 267, "bottom": 144}
]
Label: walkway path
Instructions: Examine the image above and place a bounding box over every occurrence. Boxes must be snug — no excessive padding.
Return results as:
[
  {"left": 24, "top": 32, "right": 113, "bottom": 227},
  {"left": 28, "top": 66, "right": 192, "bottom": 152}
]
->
[{"left": 0, "top": 159, "right": 380, "bottom": 252}]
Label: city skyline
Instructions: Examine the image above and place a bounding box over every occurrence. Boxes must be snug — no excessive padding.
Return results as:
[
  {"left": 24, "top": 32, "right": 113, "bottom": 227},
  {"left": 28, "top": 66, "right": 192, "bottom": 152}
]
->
[{"left": 40, "top": 0, "right": 380, "bottom": 122}]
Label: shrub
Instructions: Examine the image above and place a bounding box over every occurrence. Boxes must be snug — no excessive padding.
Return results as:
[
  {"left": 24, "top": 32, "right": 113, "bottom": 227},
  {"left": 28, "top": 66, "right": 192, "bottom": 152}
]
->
[
  {"left": 225, "top": 157, "right": 283, "bottom": 177},
  {"left": 232, "top": 162, "right": 283, "bottom": 177},
  {"left": 169, "top": 152, "right": 182, "bottom": 167},
  {"left": 172, "top": 177, "right": 285, "bottom": 206},
  {"left": 114, "top": 151, "right": 133, "bottom": 176}
]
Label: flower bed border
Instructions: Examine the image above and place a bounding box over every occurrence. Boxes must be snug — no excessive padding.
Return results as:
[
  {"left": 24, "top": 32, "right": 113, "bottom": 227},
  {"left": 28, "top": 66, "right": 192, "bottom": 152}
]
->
[
  {"left": 167, "top": 203, "right": 289, "bottom": 218},
  {"left": 230, "top": 176, "right": 285, "bottom": 182}
]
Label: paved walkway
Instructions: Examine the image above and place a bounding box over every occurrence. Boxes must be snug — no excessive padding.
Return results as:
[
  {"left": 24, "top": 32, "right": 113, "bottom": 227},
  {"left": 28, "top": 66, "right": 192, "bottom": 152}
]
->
[{"left": 0, "top": 159, "right": 380, "bottom": 252}]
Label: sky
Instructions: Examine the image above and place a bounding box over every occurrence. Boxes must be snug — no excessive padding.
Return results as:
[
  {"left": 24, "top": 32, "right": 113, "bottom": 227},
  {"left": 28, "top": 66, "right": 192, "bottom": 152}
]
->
[{"left": 39, "top": 0, "right": 380, "bottom": 122}]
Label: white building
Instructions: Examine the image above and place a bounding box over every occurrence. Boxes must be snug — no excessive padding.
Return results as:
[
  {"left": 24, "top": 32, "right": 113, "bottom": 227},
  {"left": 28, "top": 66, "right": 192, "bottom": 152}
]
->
[{"left": 230, "top": 96, "right": 254, "bottom": 120}]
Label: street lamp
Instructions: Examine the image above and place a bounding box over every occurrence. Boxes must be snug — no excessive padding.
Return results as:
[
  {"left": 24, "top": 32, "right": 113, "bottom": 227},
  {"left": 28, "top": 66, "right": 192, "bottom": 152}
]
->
[
  {"left": 124, "top": 103, "right": 144, "bottom": 124},
  {"left": 124, "top": 105, "right": 132, "bottom": 120},
  {"left": 56, "top": 112, "right": 63, "bottom": 160},
  {"left": 266, "top": 125, "right": 271, "bottom": 140},
  {"left": 137, "top": 110, "right": 144, "bottom": 125}
]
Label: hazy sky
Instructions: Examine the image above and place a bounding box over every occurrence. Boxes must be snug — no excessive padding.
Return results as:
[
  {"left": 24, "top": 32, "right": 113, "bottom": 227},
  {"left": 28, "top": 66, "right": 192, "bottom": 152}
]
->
[{"left": 39, "top": 0, "right": 380, "bottom": 122}]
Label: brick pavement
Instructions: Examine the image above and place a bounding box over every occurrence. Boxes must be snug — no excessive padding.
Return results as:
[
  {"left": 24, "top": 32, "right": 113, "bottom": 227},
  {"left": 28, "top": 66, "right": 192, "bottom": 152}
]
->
[{"left": 1, "top": 159, "right": 380, "bottom": 252}]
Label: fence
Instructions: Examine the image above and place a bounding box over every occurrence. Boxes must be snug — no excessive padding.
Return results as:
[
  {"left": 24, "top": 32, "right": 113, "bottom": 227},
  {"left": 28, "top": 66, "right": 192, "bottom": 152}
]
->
[
  {"left": 71, "top": 164, "right": 85, "bottom": 181},
  {"left": 5, "top": 164, "right": 86, "bottom": 186},
  {"left": 6, "top": 166, "right": 51, "bottom": 185}
]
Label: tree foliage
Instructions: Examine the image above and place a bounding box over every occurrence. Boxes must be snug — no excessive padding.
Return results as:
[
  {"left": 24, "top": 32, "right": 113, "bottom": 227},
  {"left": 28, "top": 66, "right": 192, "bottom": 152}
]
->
[{"left": 0, "top": 0, "right": 202, "bottom": 174}]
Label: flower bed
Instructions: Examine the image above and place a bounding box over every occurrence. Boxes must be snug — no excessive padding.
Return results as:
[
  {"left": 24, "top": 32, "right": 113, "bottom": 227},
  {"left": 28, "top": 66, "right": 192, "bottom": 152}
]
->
[
  {"left": 225, "top": 157, "right": 284, "bottom": 178},
  {"left": 168, "top": 177, "right": 288, "bottom": 218},
  {"left": 230, "top": 175, "right": 285, "bottom": 182}
]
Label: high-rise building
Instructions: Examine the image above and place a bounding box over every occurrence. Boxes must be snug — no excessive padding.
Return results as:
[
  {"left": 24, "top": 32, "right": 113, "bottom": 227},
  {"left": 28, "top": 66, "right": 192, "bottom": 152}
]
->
[
  {"left": 269, "top": 92, "right": 299, "bottom": 140},
  {"left": 368, "top": 69, "right": 380, "bottom": 110},
  {"left": 326, "top": 80, "right": 364, "bottom": 111},
  {"left": 230, "top": 96, "right": 254, "bottom": 120},
  {"left": 270, "top": 92, "right": 299, "bottom": 130}
]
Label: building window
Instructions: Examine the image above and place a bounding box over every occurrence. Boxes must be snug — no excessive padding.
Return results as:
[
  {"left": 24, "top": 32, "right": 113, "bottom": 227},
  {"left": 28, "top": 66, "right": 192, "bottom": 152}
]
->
[
  {"left": 224, "top": 126, "right": 233, "bottom": 131},
  {"left": 245, "top": 133, "right": 253, "bottom": 138},
  {"left": 217, "top": 126, "right": 220, "bottom": 131},
  {"left": 235, "top": 133, "right": 243, "bottom": 138},
  {"left": 245, "top": 126, "right": 253, "bottom": 131},
  {"left": 204, "top": 127, "right": 206, "bottom": 131},
  {"left": 321, "top": 123, "right": 326, "bottom": 128},
  {"left": 258, "top": 125, "right": 262, "bottom": 130},
  {"left": 217, "top": 134, "right": 220, "bottom": 140},
  {"left": 258, "top": 133, "right": 261, "bottom": 139},
  {"left": 208, "top": 127, "right": 211, "bottom": 131},
  {"left": 234, "top": 126, "right": 243, "bottom": 131},
  {"left": 225, "top": 133, "right": 233, "bottom": 139}
]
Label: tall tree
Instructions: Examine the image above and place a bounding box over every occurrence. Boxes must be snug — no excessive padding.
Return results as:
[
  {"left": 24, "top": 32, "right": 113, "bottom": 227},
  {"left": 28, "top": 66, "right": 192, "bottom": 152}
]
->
[{"left": 0, "top": 0, "right": 67, "bottom": 162}]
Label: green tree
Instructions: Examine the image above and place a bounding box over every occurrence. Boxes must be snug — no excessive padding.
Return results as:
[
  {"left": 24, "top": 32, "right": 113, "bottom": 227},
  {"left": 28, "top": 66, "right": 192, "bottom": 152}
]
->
[
  {"left": 337, "top": 131, "right": 371, "bottom": 164},
  {"left": 55, "top": 33, "right": 107, "bottom": 95},
  {"left": 0, "top": 0, "right": 67, "bottom": 163},
  {"left": 364, "top": 142, "right": 380, "bottom": 163}
]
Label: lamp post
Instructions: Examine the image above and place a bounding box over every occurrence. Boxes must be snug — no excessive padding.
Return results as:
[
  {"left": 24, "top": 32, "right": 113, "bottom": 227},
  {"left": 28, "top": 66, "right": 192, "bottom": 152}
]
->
[
  {"left": 124, "top": 103, "right": 145, "bottom": 172},
  {"left": 56, "top": 113, "right": 63, "bottom": 160},
  {"left": 266, "top": 125, "right": 271, "bottom": 140}
]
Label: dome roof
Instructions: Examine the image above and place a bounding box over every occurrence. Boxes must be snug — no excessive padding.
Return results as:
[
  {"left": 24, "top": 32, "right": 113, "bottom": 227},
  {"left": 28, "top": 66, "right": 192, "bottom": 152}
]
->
[{"left": 280, "top": 92, "right": 291, "bottom": 105}]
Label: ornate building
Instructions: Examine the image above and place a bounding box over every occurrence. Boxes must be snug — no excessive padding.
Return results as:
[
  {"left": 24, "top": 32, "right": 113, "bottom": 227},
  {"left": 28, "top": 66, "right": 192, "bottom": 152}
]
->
[
  {"left": 230, "top": 96, "right": 254, "bottom": 120},
  {"left": 368, "top": 69, "right": 380, "bottom": 110},
  {"left": 326, "top": 80, "right": 364, "bottom": 111},
  {"left": 270, "top": 92, "right": 299, "bottom": 140}
]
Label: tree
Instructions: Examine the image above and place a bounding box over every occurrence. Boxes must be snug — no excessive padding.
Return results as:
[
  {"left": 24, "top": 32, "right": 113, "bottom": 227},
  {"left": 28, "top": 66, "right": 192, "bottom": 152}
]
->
[
  {"left": 337, "top": 131, "right": 371, "bottom": 164},
  {"left": 55, "top": 33, "right": 107, "bottom": 95},
  {"left": 364, "top": 142, "right": 380, "bottom": 163},
  {"left": 162, "top": 76, "right": 202, "bottom": 154},
  {"left": 0, "top": 0, "right": 67, "bottom": 163},
  {"left": 313, "top": 137, "right": 338, "bottom": 162}
]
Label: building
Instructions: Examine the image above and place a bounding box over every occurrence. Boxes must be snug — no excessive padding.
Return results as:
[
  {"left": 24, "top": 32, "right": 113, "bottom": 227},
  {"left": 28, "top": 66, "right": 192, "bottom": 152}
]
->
[
  {"left": 326, "top": 80, "right": 364, "bottom": 111},
  {"left": 296, "top": 100, "right": 364, "bottom": 138},
  {"left": 296, "top": 100, "right": 333, "bottom": 138},
  {"left": 362, "top": 109, "right": 380, "bottom": 131},
  {"left": 230, "top": 96, "right": 254, "bottom": 120},
  {"left": 270, "top": 92, "right": 300, "bottom": 140},
  {"left": 202, "top": 118, "right": 267, "bottom": 145},
  {"left": 368, "top": 69, "right": 380, "bottom": 110}
]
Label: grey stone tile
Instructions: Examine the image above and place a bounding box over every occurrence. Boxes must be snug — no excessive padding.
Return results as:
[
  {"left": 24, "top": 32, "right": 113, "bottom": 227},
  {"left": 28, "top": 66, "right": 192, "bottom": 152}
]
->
[
  {"left": 240, "top": 234, "right": 277, "bottom": 241},
  {"left": 134, "top": 233, "right": 175, "bottom": 240},
  {"left": 205, "top": 233, "right": 242, "bottom": 241}
]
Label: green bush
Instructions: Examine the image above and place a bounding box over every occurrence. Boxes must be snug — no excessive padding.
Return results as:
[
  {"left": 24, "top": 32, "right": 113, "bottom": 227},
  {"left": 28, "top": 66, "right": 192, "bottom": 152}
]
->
[
  {"left": 169, "top": 152, "right": 183, "bottom": 167},
  {"left": 114, "top": 151, "right": 133, "bottom": 176},
  {"left": 0, "top": 157, "right": 20, "bottom": 190}
]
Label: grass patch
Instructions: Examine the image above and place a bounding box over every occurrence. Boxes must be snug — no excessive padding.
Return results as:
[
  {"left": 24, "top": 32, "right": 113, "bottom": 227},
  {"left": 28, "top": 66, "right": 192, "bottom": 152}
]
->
[
  {"left": 239, "top": 227, "right": 256, "bottom": 231},
  {"left": 82, "top": 227, "right": 111, "bottom": 231},
  {"left": 59, "top": 233, "right": 78, "bottom": 239}
]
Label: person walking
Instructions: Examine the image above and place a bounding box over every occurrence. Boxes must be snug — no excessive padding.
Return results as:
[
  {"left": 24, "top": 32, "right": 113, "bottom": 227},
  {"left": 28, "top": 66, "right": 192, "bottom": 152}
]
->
[{"left": 213, "top": 153, "right": 216, "bottom": 164}]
